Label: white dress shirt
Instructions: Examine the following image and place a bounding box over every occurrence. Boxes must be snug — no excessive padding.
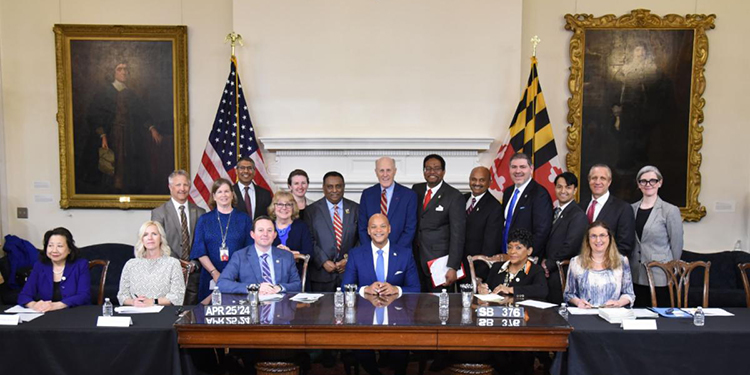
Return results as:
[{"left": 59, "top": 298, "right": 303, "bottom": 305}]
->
[
  {"left": 504, "top": 178, "right": 532, "bottom": 219},
  {"left": 587, "top": 191, "right": 610, "bottom": 221}
]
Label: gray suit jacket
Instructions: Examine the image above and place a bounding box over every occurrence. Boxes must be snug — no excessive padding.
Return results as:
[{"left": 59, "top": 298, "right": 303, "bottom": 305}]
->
[
  {"left": 629, "top": 196, "right": 683, "bottom": 286},
  {"left": 151, "top": 200, "right": 206, "bottom": 260},
  {"left": 304, "top": 198, "right": 359, "bottom": 283}
]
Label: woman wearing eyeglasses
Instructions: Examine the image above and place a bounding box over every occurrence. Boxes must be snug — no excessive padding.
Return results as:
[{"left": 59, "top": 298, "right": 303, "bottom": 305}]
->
[
  {"left": 564, "top": 221, "right": 635, "bottom": 308},
  {"left": 269, "top": 191, "right": 314, "bottom": 281},
  {"left": 629, "top": 165, "right": 683, "bottom": 307}
]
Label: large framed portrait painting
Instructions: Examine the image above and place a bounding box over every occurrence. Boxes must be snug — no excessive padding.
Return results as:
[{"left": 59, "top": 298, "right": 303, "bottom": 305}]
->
[
  {"left": 54, "top": 24, "right": 188, "bottom": 209},
  {"left": 565, "top": 9, "right": 715, "bottom": 221}
]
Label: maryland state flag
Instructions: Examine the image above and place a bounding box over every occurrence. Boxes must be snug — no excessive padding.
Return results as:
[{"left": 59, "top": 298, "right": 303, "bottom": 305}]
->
[{"left": 489, "top": 57, "right": 563, "bottom": 204}]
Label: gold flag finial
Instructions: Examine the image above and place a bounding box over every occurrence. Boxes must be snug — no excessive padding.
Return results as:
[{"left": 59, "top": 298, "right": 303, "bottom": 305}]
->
[
  {"left": 225, "top": 32, "right": 244, "bottom": 56},
  {"left": 531, "top": 35, "right": 541, "bottom": 57}
]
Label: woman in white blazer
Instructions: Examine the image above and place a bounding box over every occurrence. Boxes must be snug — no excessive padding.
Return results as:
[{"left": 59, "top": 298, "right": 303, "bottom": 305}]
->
[{"left": 629, "top": 165, "right": 684, "bottom": 307}]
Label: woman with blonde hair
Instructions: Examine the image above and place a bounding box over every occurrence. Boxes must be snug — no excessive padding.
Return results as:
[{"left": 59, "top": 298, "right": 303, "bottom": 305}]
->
[
  {"left": 564, "top": 221, "right": 635, "bottom": 308},
  {"left": 118, "top": 221, "right": 185, "bottom": 306}
]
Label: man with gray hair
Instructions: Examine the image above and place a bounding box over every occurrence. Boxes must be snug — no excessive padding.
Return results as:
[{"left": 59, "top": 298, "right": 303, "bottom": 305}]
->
[
  {"left": 151, "top": 170, "right": 206, "bottom": 304},
  {"left": 579, "top": 164, "right": 635, "bottom": 256}
]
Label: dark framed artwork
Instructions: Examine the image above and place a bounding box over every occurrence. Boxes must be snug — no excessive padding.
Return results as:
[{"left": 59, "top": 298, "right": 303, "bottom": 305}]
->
[
  {"left": 565, "top": 9, "right": 715, "bottom": 221},
  {"left": 54, "top": 24, "right": 189, "bottom": 209}
]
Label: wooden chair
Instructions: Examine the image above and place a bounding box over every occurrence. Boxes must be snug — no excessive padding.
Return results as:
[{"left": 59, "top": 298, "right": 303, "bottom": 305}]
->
[
  {"left": 294, "top": 253, "right": 310, "bottom": 292},
  {"left": 179, "top": 259, "right": 195, "bottom": 288},
  {"left": 646, "top": 260, "right": 710, "bottom": 308},
  {"left": 556, "top": 259, "right": 571, "bottom": 296},
  {"left": 467, "top": 254, "right": 509, "bottom": 293},
  {"left": 88, "top": 259, "right": 110, "bottom": 305},
  {"left": 738, "top": 263, "right": 750, "bottom": 308}
]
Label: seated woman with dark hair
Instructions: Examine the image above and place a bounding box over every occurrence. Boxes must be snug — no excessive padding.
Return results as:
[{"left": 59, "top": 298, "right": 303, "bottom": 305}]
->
[
  {"left": 118, "top": 221, "right": 185, "bottom": 306},
  {"left": 477, "top": 229, "right": 548, "bottom": 301},
  {"left": 18, "top": 227, "right": 91, "bottom": 311}
]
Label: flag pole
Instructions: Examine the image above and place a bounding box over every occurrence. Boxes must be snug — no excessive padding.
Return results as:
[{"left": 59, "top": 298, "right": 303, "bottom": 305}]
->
[
  {"left": 529, "top": 35, "right": 541, "bottom": 169},
  {"left": 225, "top": 32, "right": 244, "bottom": 180}
]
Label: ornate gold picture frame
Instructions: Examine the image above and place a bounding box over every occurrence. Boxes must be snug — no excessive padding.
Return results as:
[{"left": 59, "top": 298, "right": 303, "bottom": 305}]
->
[
  {"left": 54, "top": 24, "right": 189, "bottom": 209},
  {"left": 565, "top": 9, "right": 714, "bottom": 221}
]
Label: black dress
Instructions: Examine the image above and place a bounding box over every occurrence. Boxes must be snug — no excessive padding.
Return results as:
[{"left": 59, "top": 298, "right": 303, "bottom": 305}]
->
[{"left": 485, "top": 260, "right": 548, "bottom": 301}]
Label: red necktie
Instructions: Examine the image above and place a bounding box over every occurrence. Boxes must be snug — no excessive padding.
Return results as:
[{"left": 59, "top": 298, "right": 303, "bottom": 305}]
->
[
  {"left": 380, "top": 189, "right": 388, "bottom": 215},
  {"left": 423, "top": 189, "right": 433, "bottom": 210},
  {"left": 586, "top": 199, "right": 598, "bottom": 223},
  {"left": 333, "top": 205, "right": 343, "bottom": 257},
  {"left": 467, "top": 197, "right": 476, "bottom": 215},
  {"left": 244, "top": 186, "right": 253, "bottom": 218}
]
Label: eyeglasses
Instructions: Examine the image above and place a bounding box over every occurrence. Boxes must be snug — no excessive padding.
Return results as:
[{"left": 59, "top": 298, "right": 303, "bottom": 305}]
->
[
  {"left": 423, "top": 167, "right": 443, "bottom": 173},
  {"left": 274, "top": 202, "right": 294, "bottom": 208},
  {"left": 237, "top": 166, "right": 255, "bottom": 171},
  {"left": 638, "top": 178, "right": 660, "bottom": 186},
  {"left": 589, "top": 233, "right": 610, "bottom": 240}
]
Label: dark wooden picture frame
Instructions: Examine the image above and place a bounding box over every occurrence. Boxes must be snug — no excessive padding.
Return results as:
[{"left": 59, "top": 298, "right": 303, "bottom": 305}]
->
[
  {"left": 54, "top": 24, "right": 189, "bottom": 209},
  {"left": 564, "top": 9, "right": 714, "bottom": 221}
]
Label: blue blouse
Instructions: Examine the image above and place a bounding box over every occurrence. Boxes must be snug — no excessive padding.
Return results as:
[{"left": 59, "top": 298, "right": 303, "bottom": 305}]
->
[
  {"left": 563, "top": 255, "right": 635, "bottom": 307},
  {"left": 191, "top": 209, "right": 253, "bottom": 300}
]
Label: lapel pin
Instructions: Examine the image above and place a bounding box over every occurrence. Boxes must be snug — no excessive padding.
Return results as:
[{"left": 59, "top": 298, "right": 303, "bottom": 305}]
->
[
  {"left": 276, "top": 260, "right": 280, "bottom": 264},
  {"left": 438, "top": 195, "right": 441, "bottom": 199},
  {"left": 515, "top": 277, "right": 520, "bottom": 282},
  {"left": 345, "top": 209, "right": 350, "bottom": 214},
  {"left": 393, "top": 252, "right": 397, "bottom": 256}
]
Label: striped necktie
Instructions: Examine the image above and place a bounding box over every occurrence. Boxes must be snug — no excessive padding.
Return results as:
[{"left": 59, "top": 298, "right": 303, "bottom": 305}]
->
[
  {"left": 333, "top": 205, "right": 343, "bottom": 257},
  {"left": 260, "top": 253, "right": 272, "bottom": 284},
  {"left": 380, "top": 189, "right": 388, "bottom": 215}
]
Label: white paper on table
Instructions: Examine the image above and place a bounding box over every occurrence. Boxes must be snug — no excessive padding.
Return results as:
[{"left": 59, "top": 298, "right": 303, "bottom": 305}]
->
[
  {"left": 428, "top": 255, "right": 465, "bottom": 287},
  {"left": 475, "top": 294, "right": 505, "bottom": 302},
  {"left": 632, "top": 308, "right": 659, "bottom": 318},
  {"left": 516, "top": 300, "right": 557, "bottom": 309},
  {"left": 97, "top": 316, "right": 133, "bottom": 327},
  {"left": 18, "top": 313, "right": 43, "bottom": 322},
  {"left": 568, "top": 307, "right": 601, "bottom": 315},
  {"left": 114, "top": 306, "right": 164, "bottom": 314},
  {"left": 5, "top": 305, "right": 42, "bottom": 314},
  {"left": 681, "top": 308, "right": 734, "bottom": 317},
  {"left": 260, "top": 294, "right": 284, "bottom": 302},
  {"left": 622, "top": 319, "right": 657, "bottom": 330},
  {"left": 290, "top": 293, "right": 324, "bottom": 302},
  {"left": 0, "top": 314, "right": 20, "bottom": 325}
]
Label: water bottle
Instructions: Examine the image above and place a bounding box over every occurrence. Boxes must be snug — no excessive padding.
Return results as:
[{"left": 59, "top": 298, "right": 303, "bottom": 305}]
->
[
  {"left": 559, "top": 302, "right": 569, "bottom": 320},
  {"left": 693, "top": 306, "right": 705, "bottom": 326},
  {"left": 439, "top": 289, "right": 449, "bottom": 308},
  {"left": 102, "top": 298, "right": 113, "bottom": 317},
  {"left": 211, "top": 288, "right": 222, "bottom": 305},
  {"left": 334, "top": 287, "right": 345, "bottom": 308}
]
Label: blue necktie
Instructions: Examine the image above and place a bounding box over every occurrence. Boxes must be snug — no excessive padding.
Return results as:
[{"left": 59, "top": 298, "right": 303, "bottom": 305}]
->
[
  {"left": 502, "top": 189, "right": 520, "bottom": 253},
  {"left": 376, "top": 307, "right": 385, "bottom": 325},
  {"left": 376, "top": 249, "right": 385, "bottom": 283},
  {"left": 260, "top": 254, "right": 272, "bottom": 284}
]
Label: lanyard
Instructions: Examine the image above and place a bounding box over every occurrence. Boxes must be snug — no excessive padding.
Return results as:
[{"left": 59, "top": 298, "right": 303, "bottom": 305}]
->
[{"left": 217, "top": 211, "right": 233, "bottom": 248}]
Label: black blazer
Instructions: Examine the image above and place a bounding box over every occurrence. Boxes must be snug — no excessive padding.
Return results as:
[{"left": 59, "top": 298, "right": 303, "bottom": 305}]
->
[
  {"left": 579, "top": 194, "right": 635, "bottom": 256},
  {"left": 501, "top": 179, "right": 553, "bottom": 257},
  {"left": 544, "top": 203, "right": 588, "bottom": 270},
  {"left": 412, "top": 181, "right": 466, "bottom": 273},
  {"left": 485, "top": 261, "right": 548, "bottom": 301},
  {"left": 232, "top": 183, "right": 273, "bottom": 220},
  {"left": 463, "top": 192, "right": 503, "bottom": 280}
]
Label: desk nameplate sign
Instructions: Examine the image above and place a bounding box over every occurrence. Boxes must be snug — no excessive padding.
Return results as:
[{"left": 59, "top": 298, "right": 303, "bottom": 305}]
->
[
  {"left": 476, "top": 306, "right": 524, "bottom": 318},
  {"left": 205, "top": 316, "right": 258, "bottom": 325},
  {"left": 204, "top": 305, "right": 253, "bottom": 317},
  {"left": 97, "top": 316, "right": 133, "bottom": 327},
  {"left": 477, "top": 317, "right": 525, "bottom": 327},
  {"left": 0, "top": 314, "right": 20, "bottom": 326}
]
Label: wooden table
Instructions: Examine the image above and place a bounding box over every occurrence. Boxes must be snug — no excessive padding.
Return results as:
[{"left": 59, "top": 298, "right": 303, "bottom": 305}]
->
[{"left": 175, "top": 293, "right": 571, "bottom": 352}]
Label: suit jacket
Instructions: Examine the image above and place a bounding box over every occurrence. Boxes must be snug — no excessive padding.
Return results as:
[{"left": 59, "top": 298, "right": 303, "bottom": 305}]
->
[
  {"left": 580, "top": 194, "right": 636, "bottom": 256},
  {"left": 412, "top": 182, "right": 466, "bottom": 274},
  {"left": 358, "top": 183, "right": 417, "bottom": 249},
  {"left": 151, "top": 200, "right": 206, "bottom": 259},
  {"left": 501, "top": 179, "right": 553, "bottom": 257},
  {"left": 17, "top": 258, "right": 91, "bottom": 307},
  {"left": 341, "top": 242, "right": 421, "bottom": 293},
  {"left": 304, "top": 198, "right": 360, "bottom": 282},
  {"left": 463, "top": 192, "right": 503, "bottom": 280},
  {"left": 232, "top": 183, "right": 273, "bottom": 220},
  {"left": 544, "top": 203, "right": 588, "bottom": 270},
  {"left": 217, "top": 245, "right": 302, "bottom": 293},
  {"left": 629, "top": 196, "right": 684, "bottom": 286},
  {"left": 485, "top": 261, "right": 548, "bottom": 301}
]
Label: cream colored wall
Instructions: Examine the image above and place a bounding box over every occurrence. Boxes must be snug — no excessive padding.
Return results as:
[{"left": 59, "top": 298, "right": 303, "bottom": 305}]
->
[
  {"left": 521, "top": 0, "right": 750, "bottom": 252},
  {"left": 0, "top": 0, "right": 746, "bottom": 252},
  {"left": 0, "top": 0, "right": 232, "bottom": 247}
]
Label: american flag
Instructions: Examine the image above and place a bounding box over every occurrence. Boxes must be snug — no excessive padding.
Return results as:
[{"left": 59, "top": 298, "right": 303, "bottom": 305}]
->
[{"left": 189, "top": 57, "right": 274, "bottom": 210}]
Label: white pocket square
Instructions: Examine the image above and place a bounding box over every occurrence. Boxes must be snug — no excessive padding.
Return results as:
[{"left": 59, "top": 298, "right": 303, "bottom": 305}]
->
[
  {"left": 435, "top": 205, "right": 444, "bottom": 212},
  {"left": 395, "top": 270, "right": 403, "bottom": 275}
]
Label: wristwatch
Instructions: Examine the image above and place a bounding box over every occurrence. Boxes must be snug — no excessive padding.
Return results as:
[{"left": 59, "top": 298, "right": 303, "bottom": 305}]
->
[{"left": 153, "top": 299, "right": 158, "bottom": 305}]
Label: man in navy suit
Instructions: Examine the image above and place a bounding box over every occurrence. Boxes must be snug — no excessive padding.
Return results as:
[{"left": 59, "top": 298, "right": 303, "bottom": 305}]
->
[
  {"left": 579, "top": 164, "right": 635, "bottom": 256},
  {"left": 232, "top": 157, "right": 273, "bottom": 220},
  {"left": 358, "top": 156, "right": 417, "bottom": 250},
  {"left": 218, "top": 216, "right": 302, "bottom": 294},
  {"left": 501, "top": 153, "right": 553, "bottom": 258},
  {"left": 342, "top": 213, "right": 419, "bottom": 375}
]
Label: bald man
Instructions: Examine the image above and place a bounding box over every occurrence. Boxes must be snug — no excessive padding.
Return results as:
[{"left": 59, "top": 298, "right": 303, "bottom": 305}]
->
[
  {"left": 358, "top": 157, "right": 417, "bottom": 249},
  {"left": 463, "top": 167, "right": 503, "bottom": 281}
]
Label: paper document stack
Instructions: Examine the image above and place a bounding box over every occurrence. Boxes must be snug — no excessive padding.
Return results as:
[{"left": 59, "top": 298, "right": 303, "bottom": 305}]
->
[{"left": 598, "top": 308, "right": 636, "bottom": 323}]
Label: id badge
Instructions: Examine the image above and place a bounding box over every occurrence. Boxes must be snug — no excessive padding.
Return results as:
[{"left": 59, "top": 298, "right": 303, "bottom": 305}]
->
[{"left": 220, "top": 246, "right": 229, "bottom": 262}]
